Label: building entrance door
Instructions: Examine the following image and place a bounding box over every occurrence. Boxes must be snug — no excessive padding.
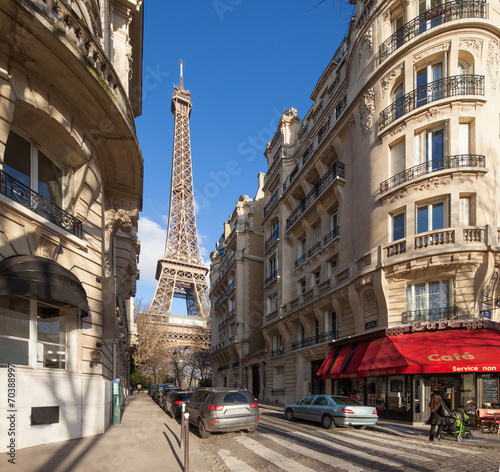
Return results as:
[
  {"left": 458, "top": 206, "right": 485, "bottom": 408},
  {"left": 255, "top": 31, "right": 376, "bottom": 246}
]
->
[
  {"left": 429, "top": 375, "right": 461, "bottom": 410},
  {"left": 311, "top": 359, "right": 325, "bottom": 395},
  {"left": 252, "top": 365, "right": 260, "bottom": 399}
]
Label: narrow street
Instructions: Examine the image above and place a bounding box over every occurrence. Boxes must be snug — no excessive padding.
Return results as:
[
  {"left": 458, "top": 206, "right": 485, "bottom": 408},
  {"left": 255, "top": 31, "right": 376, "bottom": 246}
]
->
[{"left": 196, "top": 408, "right": 500, "bottom": 472}]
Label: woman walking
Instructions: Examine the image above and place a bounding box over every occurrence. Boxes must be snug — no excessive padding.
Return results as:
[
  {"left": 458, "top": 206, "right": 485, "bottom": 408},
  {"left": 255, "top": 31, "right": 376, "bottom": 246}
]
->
[{"left": 428, "top": 393, "right": 451, "bottom": 442}]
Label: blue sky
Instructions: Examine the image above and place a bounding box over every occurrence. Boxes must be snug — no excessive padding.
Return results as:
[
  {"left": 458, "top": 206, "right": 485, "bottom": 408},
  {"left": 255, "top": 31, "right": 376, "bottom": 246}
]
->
[{"left": 135, "top": 0, "right": 354, "bottom": 309}]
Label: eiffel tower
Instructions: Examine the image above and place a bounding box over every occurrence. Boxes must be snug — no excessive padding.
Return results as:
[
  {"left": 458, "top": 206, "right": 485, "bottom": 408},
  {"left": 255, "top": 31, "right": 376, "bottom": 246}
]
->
[{"left": 148, "top": 62, "right": 210, "bottom": 349}]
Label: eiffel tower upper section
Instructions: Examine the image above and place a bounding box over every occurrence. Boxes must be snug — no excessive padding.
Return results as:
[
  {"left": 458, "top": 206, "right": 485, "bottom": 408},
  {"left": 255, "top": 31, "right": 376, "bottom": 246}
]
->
[{"left": 148, "top": 63, "right": 210, "bottom": 320}]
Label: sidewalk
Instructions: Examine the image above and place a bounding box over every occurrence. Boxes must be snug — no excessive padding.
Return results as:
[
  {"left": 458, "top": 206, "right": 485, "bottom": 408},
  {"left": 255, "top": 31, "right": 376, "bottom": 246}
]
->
[
  {"left": 1, "top": 393, "right": 210, "bottom": 472},
  {"left": 259, "top": 401, "right": 500, "bottom": 448}
]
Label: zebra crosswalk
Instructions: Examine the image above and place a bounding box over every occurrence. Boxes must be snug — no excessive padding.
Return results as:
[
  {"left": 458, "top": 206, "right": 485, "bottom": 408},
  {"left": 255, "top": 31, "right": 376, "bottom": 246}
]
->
[{"left": 216, "top": 429, "right": 484, "bottom": 472}]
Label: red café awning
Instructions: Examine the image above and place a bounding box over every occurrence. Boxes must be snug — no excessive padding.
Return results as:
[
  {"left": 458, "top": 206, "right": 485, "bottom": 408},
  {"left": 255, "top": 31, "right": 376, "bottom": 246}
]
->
[{"left": 320, "top": 329, "right": 500, "bottom": 379}]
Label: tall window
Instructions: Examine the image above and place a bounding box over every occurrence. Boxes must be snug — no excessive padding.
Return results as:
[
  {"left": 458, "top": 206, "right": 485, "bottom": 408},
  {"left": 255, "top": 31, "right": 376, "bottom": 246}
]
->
[
  {"left": 390, "top": 139, "right": 405, "bottom": 177},
  {"left": 298, "top": 279, "right": 306, "bottom": 295},
  {"left": 406, "top": 280, "right": 451, "bottom": 317},
  {"left": 327, "top": 311, "right": 338, "bottom": 339},
  {"left": 271, "top": 219, "right": 279, "bottom": 238},
  {"left": 267, "top": 293, "right": 279, "bottom": 313},
  {"left": 298, "top": 237, "right": 307, "bottom": 257},
  {"left": 298, "top": 323, "right": 304, "bottom": 341},
  {"left": 417, "top": 199, "right": 448, "bottom": 233},
  {"left": 419, "top": 0, "right": 443, "bottom": 31},
  {"left": 415, "top": 126, "right": 447, "bottom": 170},
  {"left": 273, "top": 334, "right": 284, "bottom": 355},
  {"left": 392, "top": 12, "right": 404, "bottom": 48},
  {"left": 313, "top": 223, "right": 320, "bottom": 244},
  {"left": 3, "top": 131, "right": 63, "bottom": 208},
  {"left": 331, "top": 210, "right": 338, "bottom": 232},
  {"left": 313, "top": 270, "right": 320, "bottom": 287},
  {"left": 416, "top": 62, "right": 443, "bottom": 107},
  {"left": 0, "top": 295, "right": 68, "bottom": 369},
  {"left": 392, "top": 83, "right": 405, "bottom": 120},
  {"left": 313, "top": 318, "right": 320, "bottom": 341},
  {"left": 459, "top": 196, "right": 471, "bottom": 226},
  {"left": 328, "top": 258, "right": 338, "bottom": 278},
  {"left": 392, "top": 211, "right": 405, "bottom": 241},
  {"left": 268, "top": 255, "right": 278, "bottom": 277}
]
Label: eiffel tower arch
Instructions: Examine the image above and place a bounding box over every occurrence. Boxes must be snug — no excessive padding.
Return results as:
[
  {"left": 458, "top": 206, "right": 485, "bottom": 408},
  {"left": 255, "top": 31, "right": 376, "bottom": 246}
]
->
[{"left": 148, "top": 63, "right": 210, "bottom": 351}]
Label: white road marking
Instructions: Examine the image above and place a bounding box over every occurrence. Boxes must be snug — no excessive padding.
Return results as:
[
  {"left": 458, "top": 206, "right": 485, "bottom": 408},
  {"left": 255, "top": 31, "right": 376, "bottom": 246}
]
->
[
  {"left": 262, "top": 434, "right": 364, "bottom": 472},
  {"left": 353, "top": 430, "right": 481, "bottom": 454},
  {"left": 235, "top": 436, "right": 317, "bottom": 472},
  {"left": 314, "top": 430, "right": 433, "bottom": 463},
  {"left": 339, "top": 430, "right": 452, "bottom": 457},
  {"left": 290, "top": 431, "right": 405, "bottom": 468},
  {"left": 218, "top": 449, "right": 258, "bottom": 472}
]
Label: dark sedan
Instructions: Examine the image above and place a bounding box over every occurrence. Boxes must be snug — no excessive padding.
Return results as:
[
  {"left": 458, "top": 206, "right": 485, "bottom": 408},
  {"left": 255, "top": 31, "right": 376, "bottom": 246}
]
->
[
  {"left": 164, "top": 391, "right": 194, "bottom": 417},
  {"left": 284, "top": 395, "right": 378, "bottom": 429}
]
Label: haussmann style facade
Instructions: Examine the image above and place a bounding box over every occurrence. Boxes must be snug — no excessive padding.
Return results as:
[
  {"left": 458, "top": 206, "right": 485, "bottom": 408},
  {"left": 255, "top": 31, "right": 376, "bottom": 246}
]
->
[
  {"left": 213, "top": 0, "right": 500, "bottom": 424},
  {"left": 0, "top": 0, "right": 143, "bottom": 450}
]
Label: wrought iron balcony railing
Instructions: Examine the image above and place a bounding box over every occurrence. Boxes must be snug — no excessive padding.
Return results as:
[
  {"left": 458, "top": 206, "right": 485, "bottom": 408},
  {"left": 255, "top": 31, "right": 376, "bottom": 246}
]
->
[
  {"left": 295, "top": 254, "right": 307, "bottom": 269},
  {"left": 291, "top": 330, "right": 337, "bottom": 351},
  {"left": 265, "top": 227, "right": 279, "bottom": 252},
  {"left": 263, "top": 188, "right": 279, "bottom": 218},
  {"left": 308, "top": 241, "right": 322, "bottom": 258},
  {"left": 286, "top": 161, "right": 345, "bottom": 230},
  {"left": 265, "top": 270, "right": 279, "bottom": 286},
  {"left": 379, "top": 0, "right": 487, "bottom": 62},
  {"left": 379, "top": 154, "right": 485, "bottom": 194},
  {"left": 379, "top": 75, "right": 484, "bottom": 130},
  {"left": 0, "top": 169, "right": 82, "bottom": 238},
  {"left": 271, "top": 388, "right": 285, "bottom": 395},
  {"left": 324, "top": 226, "right": 340, "bottom": 246},
  {"left": 402, "top": 306, "right": 458, "bottom": 324},
  {"left": 270, "top": 348, "right": 285, "bottom": 358}
]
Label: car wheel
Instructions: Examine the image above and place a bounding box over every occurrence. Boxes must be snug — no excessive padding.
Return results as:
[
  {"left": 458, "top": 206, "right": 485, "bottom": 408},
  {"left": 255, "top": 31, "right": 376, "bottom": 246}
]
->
[
  {"left": 285, "top": 409, "right": 295, "bottom": 422},
  {"left": 354, "top": 425, "right": 366, "bottom": 430},
  {"left": 322, "top": 414, "right": 335, "bottom": 429},
  {"left": 198, "top": 419, "right": 210, "bottom": 439}
]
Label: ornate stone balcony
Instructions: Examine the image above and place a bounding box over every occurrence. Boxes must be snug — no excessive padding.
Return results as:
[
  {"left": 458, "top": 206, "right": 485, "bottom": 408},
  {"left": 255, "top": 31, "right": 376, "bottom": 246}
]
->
[
  {"left": 379, "top": 75, "right": 485, "bottom": 130},
  {"left": 379, "top": 0, "right": 487, "bottom": 62}
]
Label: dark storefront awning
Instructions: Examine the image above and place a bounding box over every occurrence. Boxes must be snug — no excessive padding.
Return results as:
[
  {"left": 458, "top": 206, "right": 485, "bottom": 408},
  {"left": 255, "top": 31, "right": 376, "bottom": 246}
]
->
[
  {"left": 0, "top": 255, "right": 90, "bottom": 316},
  {"left": 320, "top": 329, "right": 500, "bottom": 379}
]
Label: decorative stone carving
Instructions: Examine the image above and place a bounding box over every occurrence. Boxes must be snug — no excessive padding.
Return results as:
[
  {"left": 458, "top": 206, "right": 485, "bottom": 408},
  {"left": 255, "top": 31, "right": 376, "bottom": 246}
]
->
[
  {"left": 414, "top": 176, "right": 451, "bottom": 191},
  {"left": 388, "top": 123, "right": 407, "bottom": 138},
  {"left": 411, "top": 105, "right": 451, "bottom": 126},
  {"left": 381, "top": 63, "right": 404, "bottom": 99},
  {"left": 358, "top": 88, "right": 375, "bottom": 135},
  {"left": 487, "top": 39, "right": 500, "bottom": 91},
  {"left": 358, "top": 27, "right": 373, "bottom": 66},
  {"left": 389, "top": 188, "right": 407, "bottom": 203},
  {"left": 459, "top": 38, "right": 483, "bottom": 59},
  {"left": 413, "top": 41, "right": 451, "bottom": 63}
]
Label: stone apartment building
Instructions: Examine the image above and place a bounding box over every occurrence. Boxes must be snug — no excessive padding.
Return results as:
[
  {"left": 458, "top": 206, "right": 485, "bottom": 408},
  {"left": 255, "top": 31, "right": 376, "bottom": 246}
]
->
[
  {"left": 209, "top": 174, "right": 266, "bottom": 399},
  {"left": 0, "top": 0, "right": 143, "bottom": 450},
  {"left": 216, "top": 0, "right": 500, "bottom": 423}
]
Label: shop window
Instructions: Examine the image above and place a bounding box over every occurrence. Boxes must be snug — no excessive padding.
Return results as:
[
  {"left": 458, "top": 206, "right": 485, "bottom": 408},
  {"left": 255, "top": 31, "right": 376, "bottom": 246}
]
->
[{"left": 0, "top": 295, "right": 68, "bottom": 369}]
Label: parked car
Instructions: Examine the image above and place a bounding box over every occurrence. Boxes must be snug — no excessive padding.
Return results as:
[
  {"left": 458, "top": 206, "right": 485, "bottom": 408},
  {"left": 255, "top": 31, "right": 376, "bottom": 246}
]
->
[
  {"left": 284, "top": 395, "right": 378, "bottom": 429},
  {"left": 164, "top": 391, "right": 194, "bottom": 417},
  {"left": 159, "top": 387, "right": 181, "bottom": 410},
  {"left": 185, "top": 387, "right": 259, "bottom": 439}
]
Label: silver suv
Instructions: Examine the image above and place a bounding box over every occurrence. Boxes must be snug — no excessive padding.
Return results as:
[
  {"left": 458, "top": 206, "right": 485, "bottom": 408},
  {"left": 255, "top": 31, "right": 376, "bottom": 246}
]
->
[{"left": 185, "top": 387, "right": 259, "bottom": 438}]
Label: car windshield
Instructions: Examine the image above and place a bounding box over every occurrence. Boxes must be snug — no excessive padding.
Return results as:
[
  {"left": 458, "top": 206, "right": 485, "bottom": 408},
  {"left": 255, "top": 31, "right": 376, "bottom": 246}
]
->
[{"left": 330, "top": 396, "right": 363, "bottom": 405}]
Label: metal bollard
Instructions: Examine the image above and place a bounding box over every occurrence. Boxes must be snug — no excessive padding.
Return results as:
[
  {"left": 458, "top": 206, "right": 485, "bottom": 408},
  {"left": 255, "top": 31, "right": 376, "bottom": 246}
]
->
[
  {"left": 180, "top": 403, "right": 186, "bottom": 449},
  {"left": 184, "top": 412, "right": 190, "bottom": 472}
]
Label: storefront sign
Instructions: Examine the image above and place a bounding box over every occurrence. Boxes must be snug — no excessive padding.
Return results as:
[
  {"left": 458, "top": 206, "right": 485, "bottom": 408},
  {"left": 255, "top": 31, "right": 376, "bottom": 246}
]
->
[{"left": 385, "top": 319, "right": 500, "bottom": 336}]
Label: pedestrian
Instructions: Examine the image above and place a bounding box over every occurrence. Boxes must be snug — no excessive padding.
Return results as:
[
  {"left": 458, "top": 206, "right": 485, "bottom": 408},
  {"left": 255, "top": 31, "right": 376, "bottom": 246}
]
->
[{"left": 427, "top": 393, "right": 451, "bottom": 442}]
